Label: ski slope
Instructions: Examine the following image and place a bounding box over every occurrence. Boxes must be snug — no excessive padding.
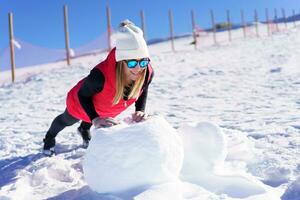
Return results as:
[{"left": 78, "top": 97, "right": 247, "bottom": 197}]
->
[{"left": 0, "top": 25, "right": 300, "bottom": 199}]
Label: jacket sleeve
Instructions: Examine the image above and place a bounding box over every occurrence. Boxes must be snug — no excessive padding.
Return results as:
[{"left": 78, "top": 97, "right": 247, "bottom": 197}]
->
[
  {"left": 135, "top": 69, "right": 154, "bottom": 112},
  {"left": 78, "top": 68, "right": 105, "bottom": 121}
]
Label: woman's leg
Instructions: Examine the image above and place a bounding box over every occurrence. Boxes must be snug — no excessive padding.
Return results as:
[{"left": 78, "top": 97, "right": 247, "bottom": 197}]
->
[
  {"left": 43, "top": 109, "right": 79, "bottom": 150},
  {"left": 77, "top": 121, "right": 92, "bottom": 148}
]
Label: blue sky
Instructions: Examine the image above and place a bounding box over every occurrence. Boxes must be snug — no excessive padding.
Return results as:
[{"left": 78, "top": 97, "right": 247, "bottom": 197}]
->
[{"left": 0, "top": 0, "right": 299, "bottom": 50}]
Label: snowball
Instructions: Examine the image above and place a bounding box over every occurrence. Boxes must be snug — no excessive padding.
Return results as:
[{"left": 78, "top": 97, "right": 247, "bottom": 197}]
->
[{"left": 82, "top": 116, "right": 184, "bottom": 194}]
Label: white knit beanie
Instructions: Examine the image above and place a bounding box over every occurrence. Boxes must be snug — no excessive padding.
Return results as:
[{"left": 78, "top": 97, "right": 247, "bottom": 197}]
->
[{"left": 115, "top": 20, "right": 149, "bottom": 61}]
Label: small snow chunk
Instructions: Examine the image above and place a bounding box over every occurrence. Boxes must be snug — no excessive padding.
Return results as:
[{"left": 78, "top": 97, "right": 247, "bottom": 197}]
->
[{"left": 262, "top": 167, "right": 291, "bottom": 187}]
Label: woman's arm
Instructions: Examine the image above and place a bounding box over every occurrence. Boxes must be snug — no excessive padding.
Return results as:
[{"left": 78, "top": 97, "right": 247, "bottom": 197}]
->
[
  {"left": 78, "top": 68, "right": 105, "bottom": 121},
  {"left": 135, "top": 69, "right": 154, "bottom": 112}
]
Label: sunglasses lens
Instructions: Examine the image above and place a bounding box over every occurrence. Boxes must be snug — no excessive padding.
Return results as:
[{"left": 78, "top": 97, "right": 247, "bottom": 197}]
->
[
  {"left": 139, "top": 59, "right": 149, "bottom": 68},
  {"left": 127, "top": 60, "right": 138, "bottom": 68}
]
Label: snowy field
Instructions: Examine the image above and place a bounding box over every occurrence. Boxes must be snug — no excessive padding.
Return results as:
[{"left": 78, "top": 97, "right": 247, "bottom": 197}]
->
[{"left": 0, "top": 24, "right": 300, "bottom": 200}]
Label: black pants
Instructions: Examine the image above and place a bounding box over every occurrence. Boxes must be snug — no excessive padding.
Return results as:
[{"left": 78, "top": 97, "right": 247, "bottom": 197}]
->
[{"left": 44, "top": 109, "right": 92, "bottom": 149}]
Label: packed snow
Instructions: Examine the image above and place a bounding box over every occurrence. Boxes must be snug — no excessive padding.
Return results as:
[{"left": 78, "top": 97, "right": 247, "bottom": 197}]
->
[{"left": 0, "top": 23, "right": 300, "bottom": 200}]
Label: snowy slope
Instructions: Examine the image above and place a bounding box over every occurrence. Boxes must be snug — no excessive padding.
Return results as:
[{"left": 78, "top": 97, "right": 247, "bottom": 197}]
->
[{"left": 0, "top": 24, "right": 300, "bottom": 199}]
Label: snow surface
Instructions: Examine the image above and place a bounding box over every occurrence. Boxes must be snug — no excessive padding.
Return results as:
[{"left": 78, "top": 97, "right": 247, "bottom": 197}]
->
[{"left": 0, "top": 23, "right": 300, "bottom": 199}]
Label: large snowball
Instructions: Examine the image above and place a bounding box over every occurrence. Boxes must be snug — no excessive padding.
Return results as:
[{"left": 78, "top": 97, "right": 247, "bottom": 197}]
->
[{"left": 82, "top": 116, "right": 184, "bottom": 194}]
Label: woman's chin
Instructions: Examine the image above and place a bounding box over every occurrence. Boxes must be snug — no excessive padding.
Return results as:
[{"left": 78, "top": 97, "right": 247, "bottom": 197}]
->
[{"left": 130, "top": 74, "right": 139, "bottom": 81}]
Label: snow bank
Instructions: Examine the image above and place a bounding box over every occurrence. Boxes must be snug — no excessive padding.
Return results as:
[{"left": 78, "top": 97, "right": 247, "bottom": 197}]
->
[
  {"left": 179, "top": 122, "right": 266, "bottom": 198},
  {"left": 281, "top": 176, "right": 300, "bottom": 200},
  {"left": 82, "top": 116, "right": 184, "bottom": 194}
]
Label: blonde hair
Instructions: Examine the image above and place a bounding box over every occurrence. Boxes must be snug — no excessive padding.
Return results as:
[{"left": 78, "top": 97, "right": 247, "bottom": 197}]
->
[{"left": 113, "top": 61, "right": 147, "bottom": 105}]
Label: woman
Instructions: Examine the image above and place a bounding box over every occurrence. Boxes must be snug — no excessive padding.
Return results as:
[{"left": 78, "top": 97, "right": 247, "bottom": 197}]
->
[{"left": 43, "top": 20, "right": 154, "bottom": 156}]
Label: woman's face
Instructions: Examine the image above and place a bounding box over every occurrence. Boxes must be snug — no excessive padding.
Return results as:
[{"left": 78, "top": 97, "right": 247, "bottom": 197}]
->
[{"left": 124, "top": 58, "right": 149, "bottom": 81}]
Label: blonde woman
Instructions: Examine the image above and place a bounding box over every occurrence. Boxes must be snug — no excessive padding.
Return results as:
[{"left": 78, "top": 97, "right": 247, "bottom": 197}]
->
[{"left": 43, "top": 20, "right": 154, "bottom": 156}]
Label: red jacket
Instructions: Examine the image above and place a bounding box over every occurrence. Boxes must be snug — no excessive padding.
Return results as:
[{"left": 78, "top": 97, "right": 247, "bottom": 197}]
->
[{"left": 66, "top": 48, "right": 153, "bottom": 123}]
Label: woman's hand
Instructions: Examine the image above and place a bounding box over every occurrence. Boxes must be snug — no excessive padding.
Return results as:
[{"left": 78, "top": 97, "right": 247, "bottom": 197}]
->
[
  {"left": 92, "top": 117, "right": 120, "bottom": 128},
  {"left": 132, "top": 111, "right": 148, "bottom": 122}
]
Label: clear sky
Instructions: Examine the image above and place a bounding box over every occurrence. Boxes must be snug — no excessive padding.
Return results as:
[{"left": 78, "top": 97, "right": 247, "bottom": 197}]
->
[{"left": 0, "top": 0, "right": 299, "bottom": 50}]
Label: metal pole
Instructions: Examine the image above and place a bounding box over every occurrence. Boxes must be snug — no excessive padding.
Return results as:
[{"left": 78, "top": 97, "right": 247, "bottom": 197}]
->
[
  {"left": 168, "top": 9, "right": 175, "bottom": 52},
  {"left": 210, "top": 10, "right": 217, "bottom": 45},
  {"left": 140, "top": 10, "right": 147, "bottom": 41},
  {"left": 106, "top": 5, "right": 112, "bottom": 52},
  {"left": 254, "top": 9, "right": 259, "bottom": 37},
  {"left": 227, "top": 9, "right": 232, "bottom": 42},
  {"left": 241, "top": 10, "right": 246, "bottom": 38},
  {"left": 8, "top": 12, "right": 15, "bottom": 83},
  {"left": 191, "top": 9, "right": 197, "bottom": 49},
  {"left": 63, "top": 5, "right": 71, "bottom": 66}
]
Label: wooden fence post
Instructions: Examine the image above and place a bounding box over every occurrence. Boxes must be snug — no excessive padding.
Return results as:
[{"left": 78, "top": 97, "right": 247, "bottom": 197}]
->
[
  {"left": 8, "top": 12, "right": 15, "bottom": 83},
  {"left": 281, "top": 8, "right": 287, "bottom": 29},
  {"left": 140, "top": 10, "right": 147, "bottom": 41},
  {"left": 274, "top": 8, "right": 279, "bottom": 32},
  {"left": 63, "top": 5, "right": 71, "bottom": 66},
  {"left": 227, "top": 9, "right": 232, "bottom": 42},
  {"left": 191, "top": 9, "right": 197, "bottom": 49},
  {"left": 210, "top": 10, "right": 217, "bottom": 45},
  {"left": 293, "top": 9, "right": 296, "bottom": 27},
  {"left": 241, "top": 10, "right": 246, "bottom": 38},
  {"left": 106, "top": 5, "right": 112, "bottom": 52},
  {"left": 168, "top": 9, "right": 175, "bottom": 52},
  {"left": 266, "top": 8, "right": 271, "bottom": 36},
  {"left": 254, "top": 9, "right": 259, "bottom": 37}
]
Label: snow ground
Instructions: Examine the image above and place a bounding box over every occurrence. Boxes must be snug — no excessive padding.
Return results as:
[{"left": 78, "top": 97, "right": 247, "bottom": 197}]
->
[{"left": 0, "top": 24, "right": 300, "bottom": 199}]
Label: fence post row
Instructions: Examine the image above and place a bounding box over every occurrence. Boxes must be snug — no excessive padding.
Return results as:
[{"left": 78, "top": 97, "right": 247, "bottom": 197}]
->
[
  {"left": 63, "top": 5, "right": 71, "bottom": 66},
  {"left": 191, "top": 9, "right": 197, "bottom": 49},
  {"left": 168, "top": 9, "right": 175, "bottom": 52},
  {"left": 210, "top": 10, "right": 217, "bottom": 45},
  {"left": 5, "top": 6, "right": 300, "bottom": 79},
  {"left": 106, "top": 5, "right": 112, "bottom": 52},
  {"left": 8, "top": 12, "right": 16, "bottom": 83}
]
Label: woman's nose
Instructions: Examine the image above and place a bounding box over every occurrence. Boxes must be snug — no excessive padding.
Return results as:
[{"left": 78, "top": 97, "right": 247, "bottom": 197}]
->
[{"left": 132, "top": 64, "right": 142, "bottom": 73}]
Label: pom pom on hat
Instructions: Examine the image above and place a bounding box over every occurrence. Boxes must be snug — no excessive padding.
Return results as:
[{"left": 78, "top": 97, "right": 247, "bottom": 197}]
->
[{"left": 115, "top": 20, "right": 149, "bottom": 61}]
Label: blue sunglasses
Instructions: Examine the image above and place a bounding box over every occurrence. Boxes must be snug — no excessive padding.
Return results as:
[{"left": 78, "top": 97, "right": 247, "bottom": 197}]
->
[{"left": 126, "top": 58, "right": 150, "bottom": 69}]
